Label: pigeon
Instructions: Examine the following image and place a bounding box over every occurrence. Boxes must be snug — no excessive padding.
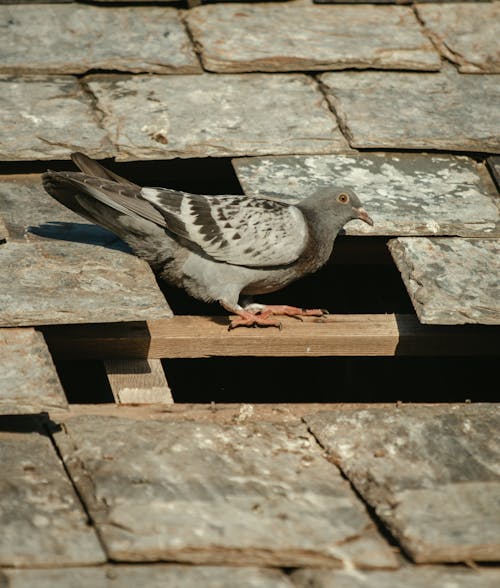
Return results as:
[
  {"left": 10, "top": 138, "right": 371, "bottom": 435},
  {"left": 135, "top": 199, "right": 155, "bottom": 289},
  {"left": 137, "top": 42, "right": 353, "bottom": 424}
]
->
[{"left": 42, "top": 153, "right": 373, "bottom": 329}]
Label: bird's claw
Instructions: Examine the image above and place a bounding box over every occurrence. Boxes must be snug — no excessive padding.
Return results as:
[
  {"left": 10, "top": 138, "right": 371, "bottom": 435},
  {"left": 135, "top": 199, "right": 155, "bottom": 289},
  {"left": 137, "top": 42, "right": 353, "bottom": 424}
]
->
[{"left": 228, "top": 312, "right": 282, "bottom": 330}]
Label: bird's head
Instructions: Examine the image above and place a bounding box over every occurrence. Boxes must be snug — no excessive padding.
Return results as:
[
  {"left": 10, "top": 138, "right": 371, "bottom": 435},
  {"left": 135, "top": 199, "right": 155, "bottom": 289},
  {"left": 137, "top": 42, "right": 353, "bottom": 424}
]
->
[{"left": 300, "top": 187, "right": 374, "bottom": 228}]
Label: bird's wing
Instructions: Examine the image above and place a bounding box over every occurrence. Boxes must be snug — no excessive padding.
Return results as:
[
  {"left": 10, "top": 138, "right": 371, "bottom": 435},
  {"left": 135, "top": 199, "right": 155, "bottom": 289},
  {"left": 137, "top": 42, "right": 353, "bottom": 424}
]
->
[
  {"left": 141, "top": 189, "right": 309, "bottom": 267},
  {"left": 71, "top": 152, "right": 140, "bottom": 189}
]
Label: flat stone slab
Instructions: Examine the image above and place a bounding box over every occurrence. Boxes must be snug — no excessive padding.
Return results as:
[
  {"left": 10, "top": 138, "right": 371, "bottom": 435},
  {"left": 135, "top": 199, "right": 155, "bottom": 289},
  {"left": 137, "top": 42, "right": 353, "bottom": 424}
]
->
[
  {"left": 2, "top": 566, "right": 293, "bottom": 587},
  {"left": 0, "top": 76, "right": 114, "bottom": 161},
  {"left": 0, "top": 240, "right": 172, "bottom": 326},
  {"left": 389, "top": 237, "right": 500, "bottom": 325},
  {"left": 320, "top": 66, "right": 500, "bottom": 153},
  {"left": 306, "top": 404, "right": 500, "bottom": 563},
  {"left": 292, "top": 567, "right": 500, "bottom": 588},
  {"left": 0, "top": 428, "right": 105, "bottom": 567},
  {"left": 54, "top": 416, "right": 398, "bottom": 568},
  {"left": 0, "top": 328, "right": 67, "bottom": 415},
  {"left": 417, "top": 3, "right": 500, "bottom": 73},
  {"left": 186, "top": 4, "right": 440, "bottom": 73},
  {"left": 85, "top": 73, "right": 348, "bottom": 160},
  {"left": 233, "top": 154, "right": 500, "bottom": 236},
  {"left": 0, "top": 5, "right": 200, "bottom": 75}
]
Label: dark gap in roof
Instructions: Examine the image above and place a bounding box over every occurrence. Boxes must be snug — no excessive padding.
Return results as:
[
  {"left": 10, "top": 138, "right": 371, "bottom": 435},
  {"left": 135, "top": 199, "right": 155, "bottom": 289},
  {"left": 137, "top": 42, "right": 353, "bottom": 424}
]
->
[
  {"left": 158, "top": 237, "right": 410, "bottom": 316},
  {"left": 55, "top": 360, "right": 114, "bottom": 404},
  {"left": 164, "top": 356, "right": 498, "bottom": 404},
  {"left": 0, "top": 157, "right": 244, "bottom": 195}
]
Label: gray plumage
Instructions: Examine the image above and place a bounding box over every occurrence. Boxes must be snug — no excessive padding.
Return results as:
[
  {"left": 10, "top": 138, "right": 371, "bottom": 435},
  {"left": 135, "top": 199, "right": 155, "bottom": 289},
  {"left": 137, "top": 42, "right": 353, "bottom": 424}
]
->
[{"left": 42, "top": 153, "right": 373, "bottom": 328}]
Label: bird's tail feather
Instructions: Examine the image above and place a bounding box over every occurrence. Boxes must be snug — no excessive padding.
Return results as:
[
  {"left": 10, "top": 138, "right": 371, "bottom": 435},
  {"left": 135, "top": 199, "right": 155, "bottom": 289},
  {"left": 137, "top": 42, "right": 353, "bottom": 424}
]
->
[
  {"left": 42, "top": 170, "right": 164, "bottom": 239},
  {"left": 71, "top": 152, "right": 139, "bottom": 189}
]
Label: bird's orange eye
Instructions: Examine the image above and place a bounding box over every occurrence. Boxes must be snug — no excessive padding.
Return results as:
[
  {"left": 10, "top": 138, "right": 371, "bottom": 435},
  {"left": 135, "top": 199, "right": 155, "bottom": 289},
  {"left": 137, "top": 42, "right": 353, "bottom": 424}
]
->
[{"left": 337, "top": 193, "right": 349, "bottom": 204}]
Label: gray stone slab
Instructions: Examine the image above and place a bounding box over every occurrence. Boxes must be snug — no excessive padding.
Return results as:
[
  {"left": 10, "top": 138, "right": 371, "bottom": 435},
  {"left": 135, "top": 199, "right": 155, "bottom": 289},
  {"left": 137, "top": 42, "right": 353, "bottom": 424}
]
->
[
  {"left": 0, "top": 76, "right": 114, "bottom": 161},
  {"left": 417, "top": 3, "right": 500, "bottom": 73},
  {"left": 2, "top": 566, "right": 293, "bottom": 587},
  {"left": 85, "top": 73, "right": 348, "bottom": 160},
  {"left": 292, "top": 567, "right": 500, "bottom": 588},
  {"left": 233, "top": 153, "right": 500, "bottom": 237},
  {"left": 389, "top": 237, "right": 500, "bottom": 325},
  {"left": 0, "top": 240, "right": 172, "bottom": 326},
  {"left": 186, "top": 4, "right": 440, "bottom": 73},
  {"left": 0, "top": 429, "right": 105, "bottom": 567},
  {"left": 0, "top": 174, "right": 127, "bottom": 247},
  {"left": 54, "top": 416, "right": 398, "bottom": 568},
  {"left": 0, "top": 5, "right": 200, "bottom": 75},
  {"left": 320, "top": 66, "right": 500, "bottom": 153},
  {"left": 0, "top": 328, "right": 67, "bottom": 415},
  {"left": 306, "top": 404, "right": 500, "bottom": 563}
]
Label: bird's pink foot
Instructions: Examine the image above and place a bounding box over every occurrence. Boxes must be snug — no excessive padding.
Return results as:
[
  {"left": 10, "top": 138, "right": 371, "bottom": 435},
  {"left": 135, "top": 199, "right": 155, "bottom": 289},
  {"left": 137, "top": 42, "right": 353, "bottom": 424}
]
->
[
  {"left": 248, "top": 304, "right": 328, "bottom": 321},
  {"left": 228, "top": 310, "right": 282, "bottom": 330}
]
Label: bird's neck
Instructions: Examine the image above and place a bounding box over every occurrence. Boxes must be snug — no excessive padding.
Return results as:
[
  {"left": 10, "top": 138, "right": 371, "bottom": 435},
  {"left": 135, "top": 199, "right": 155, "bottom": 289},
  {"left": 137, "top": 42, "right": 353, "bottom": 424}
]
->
[{"left": 298, "top": 204, "right": 345, "bottom": 271}]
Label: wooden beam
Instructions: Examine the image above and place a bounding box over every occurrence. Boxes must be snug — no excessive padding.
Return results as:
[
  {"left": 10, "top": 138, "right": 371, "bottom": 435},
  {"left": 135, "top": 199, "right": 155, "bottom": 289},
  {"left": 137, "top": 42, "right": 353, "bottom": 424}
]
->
[
  {"left": 103, "top": 359, "right": 173, "bottom": 405},
  {"left": 41, "top": 314, "right": 500, "bottom": 360}
]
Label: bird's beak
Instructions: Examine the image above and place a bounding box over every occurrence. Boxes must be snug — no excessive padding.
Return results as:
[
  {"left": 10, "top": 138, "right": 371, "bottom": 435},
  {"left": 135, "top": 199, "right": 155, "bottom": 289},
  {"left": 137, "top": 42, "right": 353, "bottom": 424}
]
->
[{"left": 355, "top": 207, "right": 374, "bottom": 226}]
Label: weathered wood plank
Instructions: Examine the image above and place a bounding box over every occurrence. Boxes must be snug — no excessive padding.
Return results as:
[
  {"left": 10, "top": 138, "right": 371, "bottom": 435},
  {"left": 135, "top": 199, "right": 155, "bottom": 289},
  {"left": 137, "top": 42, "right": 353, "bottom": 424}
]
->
[
  {"left": 84, "top": 73, "right": 348, "bottom": 160},
  {"left": 104, "top": 359, "right": 173, "bottom": 404},
  {"left": 417, "top": 3, "right": 500, "bottom": 73},
  {"left": 0, "top": 426, "right": 105, "bottom": 566},
  {"left": 0, "top": 5, "right": 200, "bottom": 75},
  {"left": 233, "top": 154, "right": 500, "bottom": 237},
  {"left": 305, "top": 404, "right": 500, "bottom": 563},
  {"left": 53, "top": 416, "right": 397, "bottom": 567},
  {"left": 186, "top": 4, "right": 440, "bottom": 73},
  {"left": 0, "top": 76, "right": 114, "bottom": 161},
  {"left": 0, "top": 240, "right": 172, "bottom": 327},
  {"left": 389, "top": 237, "right": 500, "bottom": 325},
  {"left": 0, "top": 328, "right": 67, "bottom": 415},
  {"left": 41, "top": 314, "right": 500, "bottom": 360},
  {"left": 292, "top": 567, "right": 500, "bottom": 588},
  {"left": 2, "top": 566, "right": 293, "bottom": 588},
  {"left": 320, "top": 66, "right": 500, "bottom": 153}
]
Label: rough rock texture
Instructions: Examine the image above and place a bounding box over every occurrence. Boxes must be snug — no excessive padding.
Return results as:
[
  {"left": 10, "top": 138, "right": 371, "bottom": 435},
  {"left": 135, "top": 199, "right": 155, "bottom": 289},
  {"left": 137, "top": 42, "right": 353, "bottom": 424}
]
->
[
  {"left": 233, "top": 154, "right": 500, "bottom": 236},
  {"left": 186, "top": 4, "right": 440, "bottom": 73},
  {"left": 85, "top": 73, "right": 348, "bottom": 160},
  {"left": 389, "top": 237, "right": 500, "bottom": 325},
  {"left": 0, "top": 76, "right": 113, "bottom": 161},
  {"left": 306, "top": 404, "right": 500, "bottom": 563},
  {"left": 2, "top": 566, "right": 293, "bottom": 588},
  {"left": 0, "top": 429, "right": 105, "bottom": 567},
  {"left": 320, "top": 66, "right": 500, "bottom": 153},
  {"left": 417, "top": 3, "right": 500, "bottom": 73},
  {"left": 0, "top": 5, "right": 200, "bottom": 75},
  {"left": 0, "top": 328, "right": 67, "bottom": 415},
  {"left": 54, "top": 416, "right": 398, "bottom": 568},
  {"left": 0, "top": 240, "right": 172, "bottom": 326},
  {"left": 292, "top": 567, "right": 500, "bottom": 588}
]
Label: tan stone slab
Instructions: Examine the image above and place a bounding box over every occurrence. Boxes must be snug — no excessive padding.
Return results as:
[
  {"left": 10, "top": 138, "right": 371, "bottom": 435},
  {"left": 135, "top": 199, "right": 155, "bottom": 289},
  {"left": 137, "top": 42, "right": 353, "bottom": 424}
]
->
[
  {"left": 233, "top": 153, "right": 500, "bottom": 236},
  {"left": 0, "top": 5, "right": 200, "bottom": 75},
  {"left": 0, "top": 240, "right": 172, "bottom": 326},
  {"left": 0, "top": 427, "right": 105, "bottom": 567},
  {"left": 320, "top": 66, "right": 500, "bottom": 153},
  {"left": 54, "top": 416, "right": 398, "bottom": 568},
  {"left": 0, "top": 328, "right": 67, "bottom": 415},
  {"left": 306, "top": 404, "right": 500, "bottom": 563},
  {"left": 186, "top": 3, "right": 440, "bottom": 73},
  {"left": 0, "top": 175, "right": 172, "bottom": 325},
  {"left": 0, "top": 76, "right": 114, "bottom": 161},
  {"left": 292, "top": 567, "right": 500, "bottom": 588},
  {"left": 85, "top": 73, "right": 348, "bottom": 160},
  {"left": 389, "top": 237, "right": 500, "bottom": 325},
  {"left": 417, "top": 3, "right": 500, "bottom": 73},
  {"left": 2, "top": 566, "right": 293, "bottom": 587}
]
